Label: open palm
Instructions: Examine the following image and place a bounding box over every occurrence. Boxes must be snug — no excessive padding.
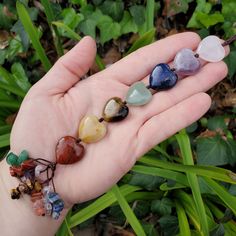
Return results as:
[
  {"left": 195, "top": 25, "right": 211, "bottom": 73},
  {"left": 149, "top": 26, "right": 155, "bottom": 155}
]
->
[{"left": 10, "top": 33, "right": 228, "bottom": 206}]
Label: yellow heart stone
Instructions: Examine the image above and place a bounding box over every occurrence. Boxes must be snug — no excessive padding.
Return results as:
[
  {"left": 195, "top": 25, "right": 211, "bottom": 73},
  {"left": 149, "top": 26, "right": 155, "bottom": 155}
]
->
[{"left": 78, "top": 115, "right": 107, "bottom": 143}]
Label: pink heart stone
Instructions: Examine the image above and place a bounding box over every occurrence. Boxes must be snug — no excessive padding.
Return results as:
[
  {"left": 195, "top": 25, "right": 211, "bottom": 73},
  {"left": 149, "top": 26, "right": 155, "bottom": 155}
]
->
[{"left": 174, "top": 48, "right": 201, "bottom": 76}]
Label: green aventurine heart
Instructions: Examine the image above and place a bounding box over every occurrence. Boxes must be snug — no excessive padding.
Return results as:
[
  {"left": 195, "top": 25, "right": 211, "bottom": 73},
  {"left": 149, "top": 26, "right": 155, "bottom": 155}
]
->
[{"left": 126, "top": 82, "right": 152, "bottom": 106}]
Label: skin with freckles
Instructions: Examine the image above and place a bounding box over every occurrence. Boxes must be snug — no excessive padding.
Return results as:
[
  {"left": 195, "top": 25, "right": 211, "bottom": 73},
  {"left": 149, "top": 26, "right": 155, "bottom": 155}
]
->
[{"left": 0, "top": 32, "right": 229, "bottom": 236}]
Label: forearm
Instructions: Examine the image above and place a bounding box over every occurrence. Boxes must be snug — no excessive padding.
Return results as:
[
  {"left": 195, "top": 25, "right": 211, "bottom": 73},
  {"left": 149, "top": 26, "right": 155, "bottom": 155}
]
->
[{"left": 0, "top": 160, "right": 68, "bottom": 236}]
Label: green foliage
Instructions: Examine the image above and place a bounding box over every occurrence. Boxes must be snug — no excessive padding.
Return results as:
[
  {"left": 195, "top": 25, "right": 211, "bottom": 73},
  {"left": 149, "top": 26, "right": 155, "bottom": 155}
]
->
[
  {"left": 196, "top": 135, "right": 236, "bottom": 166},
  {"left": 0, "top": 1, "right": 236, "bottom": 235}
]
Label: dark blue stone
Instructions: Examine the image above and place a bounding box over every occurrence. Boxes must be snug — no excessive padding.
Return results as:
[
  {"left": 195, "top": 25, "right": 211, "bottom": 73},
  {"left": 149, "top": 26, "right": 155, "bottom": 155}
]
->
[{"left": 149, "top": 63, "right": 178, "bottom": 90}]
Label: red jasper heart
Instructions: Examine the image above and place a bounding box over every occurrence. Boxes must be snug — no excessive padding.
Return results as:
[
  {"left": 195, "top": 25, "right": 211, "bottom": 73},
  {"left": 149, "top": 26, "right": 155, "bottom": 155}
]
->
[{"left": 56, "top": 136, "right": 85, "bottom": 164}]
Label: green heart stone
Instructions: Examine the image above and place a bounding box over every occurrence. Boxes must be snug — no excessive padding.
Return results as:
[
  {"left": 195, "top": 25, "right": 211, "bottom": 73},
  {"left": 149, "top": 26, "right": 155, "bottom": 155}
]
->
[
  {"left": 126, "top": 82, "right": 152, "bottom": 106},
  {"left": 6, "top": 152, "right": 19, "bottom": 166},
  {"left": 18, "top": 150, "right": 29, "bottom": 165}
]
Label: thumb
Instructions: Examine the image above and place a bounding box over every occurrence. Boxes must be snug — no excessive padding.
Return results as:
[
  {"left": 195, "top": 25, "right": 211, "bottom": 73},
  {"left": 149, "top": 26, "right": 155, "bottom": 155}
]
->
[{"left": 36, "top": 36, "right": 97, "bottom": 94}]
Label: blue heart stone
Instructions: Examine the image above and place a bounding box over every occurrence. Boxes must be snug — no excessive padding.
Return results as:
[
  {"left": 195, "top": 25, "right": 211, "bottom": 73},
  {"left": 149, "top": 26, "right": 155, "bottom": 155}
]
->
[{"left": 149, "top": 63, "right": 178, "bottom": 90}]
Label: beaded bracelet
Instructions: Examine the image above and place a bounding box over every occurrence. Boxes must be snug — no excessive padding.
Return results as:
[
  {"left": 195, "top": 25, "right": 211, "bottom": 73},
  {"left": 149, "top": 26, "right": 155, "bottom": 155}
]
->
[{"left": 6, "top": 34, "right": 236, "bottom": 220}]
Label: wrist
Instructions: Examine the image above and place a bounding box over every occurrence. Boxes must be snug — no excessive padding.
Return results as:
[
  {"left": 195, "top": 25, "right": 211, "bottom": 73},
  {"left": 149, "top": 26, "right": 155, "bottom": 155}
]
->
[{"left": 0, "top": 158, "right": 69, "bottom": 236}]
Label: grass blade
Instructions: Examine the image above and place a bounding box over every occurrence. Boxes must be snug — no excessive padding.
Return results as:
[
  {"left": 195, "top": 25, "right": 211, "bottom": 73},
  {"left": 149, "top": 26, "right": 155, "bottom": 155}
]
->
[
  {"left": 203, "top": 177, "right": 236, "bottom": 215},
  {"left": 69, "top": 184, "right": 140, "bottom": 228},
  {"left": 52, "top": 21, "right": 81, "bottom": 41},
  {"left": 132, "top": 164, "right": 189, "bottom": 186},
  {"left": 175, "top": 200, "right": 191, "bottom": 236},
  {"left": 40, "top": 0, "right": 63, "bottom": 56},
  {"left": 146, "top": 0, "right": 155, "bottom": 31},
  {"left": 56, "top": 210, "right": 73, "bottom": 236},
  {"left": 138, "top": 156, "right": 236, "bottom": 184},
  {"left": 0, "top": 125, "right": 12, "bottom": 135},
  {"left": 126, "top": 28, "right": 155, "bottom": 55},
  {"left": 16, "top": 1, "right": 52, "bottom": 71},
  {"left": 111, "top": 184, "right": 146, "bottom": 236},
  {"left": 176, "top": 131, "right": 209, "bottom": 236},
  {"left": 0, "top": 133, "right": 10, "bottom": 148},
  {"left": 0, "top": 100, "right": 21, "bottom": 109}
]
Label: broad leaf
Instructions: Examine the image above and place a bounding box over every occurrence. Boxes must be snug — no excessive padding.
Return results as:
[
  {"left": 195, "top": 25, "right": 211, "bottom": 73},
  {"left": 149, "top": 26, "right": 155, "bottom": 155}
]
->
[
  {"left": 196, "top": 136, "right": 229, "bottom": 166},
  {"left": 151, "top": 198, "right": 173, "bottom": 216},
  {"left": 100, "top": 0, "right": 124, "bottom": 22}
]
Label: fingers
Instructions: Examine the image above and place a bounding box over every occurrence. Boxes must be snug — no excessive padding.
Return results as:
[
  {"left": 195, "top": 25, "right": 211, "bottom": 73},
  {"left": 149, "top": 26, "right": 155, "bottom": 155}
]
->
[
  {"left": 135, "top": 92, "right": 211, "bottom": 157},
  {"left": 134, "top": 60, "right": 228, "bottom": 122},
  {"left": 96, "top": 32, "right": 201, "bottom": 85},
  {"left": 36, "top": 36, "right": 97, "bottom": 95}
]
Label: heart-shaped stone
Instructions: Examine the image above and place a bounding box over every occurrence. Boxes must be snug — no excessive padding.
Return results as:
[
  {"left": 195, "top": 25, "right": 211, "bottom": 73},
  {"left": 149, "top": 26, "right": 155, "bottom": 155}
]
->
[
  {"left": 149, "top": 63, "right": 178, "bottom": 90},
  {"left": 196, "top": 35, "right": 225, "bottom": 62},
  {"left": 103, "top": 97, "right": 129, "bottom": 122},
  {"left": 174, "top": 48, "right": 201, "bottom": 76},
  {"left": 56, "top": 136, "right": 85, "bottom": 164},
  {"left": 78, "top": 115, "right": 107, "bottom": 143},
  {"left": 126, "top": 82, "right": 152, "bottom": 106}
]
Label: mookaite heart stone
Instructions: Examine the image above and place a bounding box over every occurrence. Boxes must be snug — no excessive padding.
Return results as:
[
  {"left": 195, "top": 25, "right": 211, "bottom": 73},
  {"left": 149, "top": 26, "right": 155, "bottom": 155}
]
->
[
  {"left": 103, "top": 97, "right": 129, "bottom": 122},
  {"left": 126, "top": 82, "right": 152, "bottom": 106},
  {"left": 149, "top": 63, "right": 178, "bottom": 90},
  {"left": 56, "top": 136, "right": 84, "bottom": 164},
  {"left": 78, "top": 115, "right": 107, "bottom": 143},
  {"left": 197, "top": 35, "right": 225, "bottom": 62},
  {"left": 174, "top": 48, "right": 201, "bottom": 76}
]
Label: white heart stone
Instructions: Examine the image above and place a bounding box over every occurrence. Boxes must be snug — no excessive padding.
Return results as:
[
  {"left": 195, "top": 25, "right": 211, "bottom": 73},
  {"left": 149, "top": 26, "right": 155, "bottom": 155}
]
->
[{"left": 196, "top": 35, "right": 225, "bottom": 62}]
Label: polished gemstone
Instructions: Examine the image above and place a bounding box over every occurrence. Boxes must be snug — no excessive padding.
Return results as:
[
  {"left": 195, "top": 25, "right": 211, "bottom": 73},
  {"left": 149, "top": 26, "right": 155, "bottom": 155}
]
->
[
  {"left": 21, "top": 159, "right": 36, "bottom": 171},
  {"left": 174, "top": 48, "right": 201, "bottom": 76},
  {"left": 197, "top": 35, "right": 225, "bottom": 62},
  {"left": 103, "top": 97, "right": 129, "bottom": 122},
  {"left": 6, "top": 152, "right": 18, "bottom": 166},
  {"left": 149, "top": 63, "right": 178, "bottom": 90},
  {"left": 126, "top": 82, "right": 152, "bottom": 106},
  {"left": 79, "top": 115, "right": 107, "bottom": 143},
  {"left": 56, "top": 136, "right": 85, "bottom": 164},
  {"left": 35, "top": 165, "right": 45, "bottom": 180},
  {"left": 17, "top": 150, "right": 28, "bottom": 165}
]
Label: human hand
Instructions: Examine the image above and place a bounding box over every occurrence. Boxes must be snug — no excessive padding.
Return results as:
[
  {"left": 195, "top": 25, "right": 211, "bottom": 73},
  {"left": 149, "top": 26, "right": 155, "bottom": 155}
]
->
[{"left": 8, "top": 32, "right": 229, "bottom": 207}]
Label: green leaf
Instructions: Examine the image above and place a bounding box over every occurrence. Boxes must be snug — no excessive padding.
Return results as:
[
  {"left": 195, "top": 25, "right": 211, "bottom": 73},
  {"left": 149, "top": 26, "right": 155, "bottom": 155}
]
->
[
  {"left": 0, "top": 125, "right": 11, "bottom": 135},
  {"left": 16, "top": 1, "right": 52, "bottom": 71},
  {"left": 11, "top": 62, "right": 31, "bottom": 92},
  {"left": 210, "top": 224, "right": 225, "bottom": 236},
  {"left": 196, "top": 12, "right": 224, "bottom": 29},
  {"left": 129, "top": 5, "right": 146, "bottom": 26},
  {"left": 186, "top": 122, "right": 198, "bottom": 133},
  {"left": 175, "top": 200, "right": 191, "bottom": 236},
  {"left": 79, "top": 19, "right": 96, "bottom": 38},
  {"left": 142, "top": 223, "right": 159, "bottom": 236},
  {"left": 224, "top": 50, "right": 236, "bottom": 81},
  {"left": 52, "top": 21, "right": 81, "bottom": 40},
  {"left": 164, "top": 0, "right": 192, "bottom": 17},
  {"left": 151, "top": 198, "right": 173, "bottom": 216},
  {"left": 0, "top": 133, "right": 10, "bottom": 148},
  {"left": 139, "top": 156, "right": 236, "bottom": 184},
  {"left": 6, "top": 36, "right": 23, "bottom": 61},
  {"left": 207, "top": 116, "right": 227, "bottom": 131},
  {"left": 61, "top": 8, "right": 84, "bottom": 30},
  {"left": 0, "top": 4, "right": 16, "bottom": 30},
  {"left": 100, "top": 0, "right": 124, "bottom": 22},
  {"left": 97, "top": 16, "right": 121, "bottom": 44},
  {"left": 146, "top": 0, "right": 155, "bottom": 31},
  {"left": 187, "top": 0, "right": 212, "bottom": 28},
  {"left": 228, "top": 184, "right": 236, "bottom": 196},
  {"left": 176, "top": 131, "right": 209, "bottom": 236},
  {"left": 132, "top": 165, "right": 189, "bottom": 186},
  {"left": 158, "top": 215, "right": 179, "bottom": 236},
  {"left": 126, "top": 28, "right": 155, "bottom": 55},
  {"left": 204, "top": 178, "right": 236, "bottom": 215},
  {"left": 128, "top": 172, "right": 165, "bottom": 190},
  {"left": 120, "top": 11, "right": 138, "bottom": 35},
  {"left": 196, "top": 136, "right": 229, "bottom": 166},
  {"left": 111, "top": 185, "right": 146, "bottom": 236},
  {"left": 225, "top": 139, "right": 236, "bottom": 166},
  {"left": 69, "top": 184, "right": 141, "bottom": 228},
  {"left": 133, "top": 200, "right": 150, "bottom": 219}
]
